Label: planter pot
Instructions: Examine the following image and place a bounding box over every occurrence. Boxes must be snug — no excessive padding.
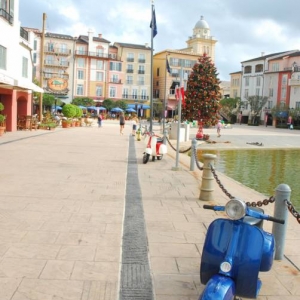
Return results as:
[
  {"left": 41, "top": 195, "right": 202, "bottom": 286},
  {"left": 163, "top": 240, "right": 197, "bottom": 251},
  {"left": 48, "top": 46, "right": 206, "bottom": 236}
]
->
[
  {"left": 62, "top": 121, "right": 71, "bottom": 128},
  {"left": 0, "top": 126, "right": 5, "bottom": 136}
]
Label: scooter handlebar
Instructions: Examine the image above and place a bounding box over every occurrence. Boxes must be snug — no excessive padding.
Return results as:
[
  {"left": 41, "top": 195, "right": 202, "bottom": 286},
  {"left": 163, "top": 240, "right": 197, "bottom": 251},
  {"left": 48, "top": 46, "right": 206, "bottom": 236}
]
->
[
  {"left": 267, "top": 215, "right": 285, "bottom": 224},
  {"left": 203, "top": 205, "right": 216, "bottom": 210}
]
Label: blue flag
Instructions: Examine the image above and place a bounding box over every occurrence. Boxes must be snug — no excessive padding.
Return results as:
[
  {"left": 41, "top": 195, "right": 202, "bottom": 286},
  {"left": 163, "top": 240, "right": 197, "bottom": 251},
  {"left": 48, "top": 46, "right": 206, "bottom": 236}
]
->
[
  {"left": 150, "top": 8, "right": 157, "bottom": 37},
  {"left": 166, "top": 58, "right": 171, "bottom": 73}
]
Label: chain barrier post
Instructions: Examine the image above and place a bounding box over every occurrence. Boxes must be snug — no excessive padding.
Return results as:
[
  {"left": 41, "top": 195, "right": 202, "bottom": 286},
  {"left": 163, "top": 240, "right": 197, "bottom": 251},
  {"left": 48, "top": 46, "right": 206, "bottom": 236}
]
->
[
  {"left": 163, "top": 129, "right": 168, "bottom": 145},
  {"left": 199, "top": 154, "right": 217, "bottom": 201},
  {"left": 272, "top": 183, "right": 291, "bottom": 260},
  {"left": 190, "top": 138, "right": 197, "bottom": 171}
]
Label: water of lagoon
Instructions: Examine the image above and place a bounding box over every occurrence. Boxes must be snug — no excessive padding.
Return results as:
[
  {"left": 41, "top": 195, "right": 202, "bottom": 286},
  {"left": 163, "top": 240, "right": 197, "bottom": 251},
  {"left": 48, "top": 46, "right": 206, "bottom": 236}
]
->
[{"left": 197, "top": 149, "right": 300, "bottom": 211}]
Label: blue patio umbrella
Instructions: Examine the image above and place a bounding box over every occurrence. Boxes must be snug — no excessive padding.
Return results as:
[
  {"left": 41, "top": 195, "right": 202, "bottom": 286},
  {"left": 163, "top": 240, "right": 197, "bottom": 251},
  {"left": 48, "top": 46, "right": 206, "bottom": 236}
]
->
[
  {"left": 87, "top": 106, "right": 98, "bottom": 110},
  {"left": 52, "top": 105, "right": 62, "bottom": 110},
  {"left": 98, "top": 107, "right": 106, "bottom": 111},
  {"left": 126, "top": 108, "right": 136, "bottom": 113},
  {"left": 111, "top": 107, "right": 124, "bottom": 112},
  {"left": 78, "top": 105, "right": 86, "bottom": 109}
]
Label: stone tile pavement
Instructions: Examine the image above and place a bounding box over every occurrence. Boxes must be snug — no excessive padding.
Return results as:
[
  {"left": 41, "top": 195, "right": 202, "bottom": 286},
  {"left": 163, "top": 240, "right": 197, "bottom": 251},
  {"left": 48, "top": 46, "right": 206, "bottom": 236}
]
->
[{"left": 0, "top": 121, "right": 299, "bottom": 299}]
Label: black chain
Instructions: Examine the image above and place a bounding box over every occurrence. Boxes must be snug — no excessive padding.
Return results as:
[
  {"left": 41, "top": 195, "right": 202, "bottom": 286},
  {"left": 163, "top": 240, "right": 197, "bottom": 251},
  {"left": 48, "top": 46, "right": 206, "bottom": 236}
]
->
[
  {"left": 285, "top": 200, "right": 300, "bottom": 224},
  {"left": 166, "top": 137, "right": 192, "bottom": 153},
  {"left": 192, "top": 145, "right": 203, "bottom": 170},
  {"left": 245, "top": 196, "right": 275, "bottom": 207}
]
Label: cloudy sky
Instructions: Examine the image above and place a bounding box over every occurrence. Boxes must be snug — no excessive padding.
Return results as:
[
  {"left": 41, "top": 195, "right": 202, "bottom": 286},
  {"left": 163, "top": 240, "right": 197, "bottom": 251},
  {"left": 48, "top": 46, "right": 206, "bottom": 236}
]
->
[{"left": 19, "top": 0, "right": 300, "bottom": 81}]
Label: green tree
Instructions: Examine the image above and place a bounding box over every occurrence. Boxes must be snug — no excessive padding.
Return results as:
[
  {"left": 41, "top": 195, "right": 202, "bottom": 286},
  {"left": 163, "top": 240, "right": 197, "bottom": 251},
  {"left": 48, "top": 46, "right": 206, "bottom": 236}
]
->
[
  {"left": 71, "top": 97, "right": 94, "bottom": 107},
  {"left": 245, "top": 95, "right": 268, "bottom": 125},
  {"left": 182, "top": 54, "right": 222, "bottom": 126},
  {"left": 102, "top": 99, "right": 114, "bottom": 111},
  {"left": 153, "top": 102, "right": 163, "bottom": 118},
  {"left": 219, "top": 97, "right": 240, "bottom": 123},
  {"left": 114, "top": 100, "right": 128, "bottom": 111},
  {"left": 43, "top": 94, "right": 55, "bottom": 108}
]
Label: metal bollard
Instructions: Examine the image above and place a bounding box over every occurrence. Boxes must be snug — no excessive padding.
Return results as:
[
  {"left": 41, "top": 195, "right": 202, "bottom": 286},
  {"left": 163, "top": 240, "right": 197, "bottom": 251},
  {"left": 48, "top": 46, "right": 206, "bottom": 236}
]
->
[
  {"left": 272, "top": 183, "right": 291, "bottom": 260},
  {"left": 190, "top": 138, "right": 197, "bottom": 171},
  {"left": 199, "top": 154, "right": 217, "bottom": 201}
]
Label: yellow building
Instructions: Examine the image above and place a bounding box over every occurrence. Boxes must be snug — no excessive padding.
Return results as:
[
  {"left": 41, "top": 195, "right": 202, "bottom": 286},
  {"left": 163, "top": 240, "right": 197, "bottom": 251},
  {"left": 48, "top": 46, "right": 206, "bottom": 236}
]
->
[{"left": 153, "top": 16, "right": 217, "bottom": 116}]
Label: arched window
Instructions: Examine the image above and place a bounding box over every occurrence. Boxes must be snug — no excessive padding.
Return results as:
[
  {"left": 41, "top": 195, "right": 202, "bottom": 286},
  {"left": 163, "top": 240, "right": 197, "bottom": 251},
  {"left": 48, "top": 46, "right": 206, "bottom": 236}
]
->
[
  {"left": 255, "top": 64, "right": 263, "bottom": 73},
  {"left": 244, "top": 66, "right": 252, "bottom": 74}
]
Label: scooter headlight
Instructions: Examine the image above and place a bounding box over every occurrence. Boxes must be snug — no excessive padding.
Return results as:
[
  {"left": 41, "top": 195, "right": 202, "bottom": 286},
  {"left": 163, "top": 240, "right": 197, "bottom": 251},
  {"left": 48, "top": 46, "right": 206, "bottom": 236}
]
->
[
  {"left": 225, "top": 198, "right": 246, "bottom": 220},
  {"left": 220, "top": 261, "right": 232, "bottom": 273}
]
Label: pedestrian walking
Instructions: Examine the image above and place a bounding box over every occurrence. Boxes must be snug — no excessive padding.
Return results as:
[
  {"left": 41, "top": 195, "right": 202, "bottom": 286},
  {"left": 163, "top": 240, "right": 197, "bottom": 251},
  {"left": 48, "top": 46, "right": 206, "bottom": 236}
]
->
[
  {"left": 217, "top": 120, "right": 222, "bottom": 137},
  {"left": 131, "top": 115, "right": 138, "bottom": 136},
  {"left": 119, "top": 112, "right": 125, "bottom": 135},
  {"left": 97, "top": 113, "right": 103, "bottom": 127}
]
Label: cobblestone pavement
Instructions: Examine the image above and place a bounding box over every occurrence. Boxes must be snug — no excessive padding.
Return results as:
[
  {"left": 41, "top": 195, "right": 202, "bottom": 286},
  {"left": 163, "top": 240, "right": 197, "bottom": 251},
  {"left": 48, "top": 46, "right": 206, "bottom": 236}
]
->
[{"left": 0, "top": 122, "right": 299, "bottom": 300}]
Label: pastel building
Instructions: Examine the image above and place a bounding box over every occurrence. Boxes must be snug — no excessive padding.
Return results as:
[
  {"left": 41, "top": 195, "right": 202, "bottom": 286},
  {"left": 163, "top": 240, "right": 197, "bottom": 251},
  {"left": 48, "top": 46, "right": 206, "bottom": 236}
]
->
[{"left": 0, "top": 0, "right": 42, "bottom": 132}]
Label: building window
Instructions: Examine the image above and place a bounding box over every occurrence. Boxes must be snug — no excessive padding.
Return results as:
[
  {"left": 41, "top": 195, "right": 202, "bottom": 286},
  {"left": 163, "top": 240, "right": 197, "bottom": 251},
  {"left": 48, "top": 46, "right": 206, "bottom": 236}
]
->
[
  {"left": 271, "top": 63, "right": 279, "bottom": 72},
  {"left": 110, "top": 62, "right": 122, "bottom": 71},
  {"left": 138, "top": 76, "right": 144, "bottom": 85},
  {"left": 77, "top": 58, "right": 85, "bottom": 67},
  {"left": 269, "top": 88, "right": 273, "bottom": 97},
  {"left": 233, "top": 90, "right": 237, "bottom": 98},
  {"left": 282, "top": 74, "right": 287, "bottom": 86},
  {"left": 96, "top": 86, "right": 102, "bottom": 97},
  {"left": 126, "top": 76, "right": 133, "bottom": 85},
  {"left": 157, "top": 68, "right": 160, "bottom": 76},
  {"left": 96, "top": 72, "right": 103, "bottom": 81},
  {"left": 141, "top": 89, "right": 147, "bottom": 100},
  {"left": 132, "top": 89, "right": 138, "bottom": 99},
  {"left": 245, "top": 77, "right": 249, "bottom": 86},
  {"left": 256, "top": 76, "right": 261, "bottom": 86},
  {"left": 244, "top": 66, "right": 252, "bottom": 74},
  {"left": 77, "top": 70, "right": 84, "bottom": 79},
  {"left": 77, "top": 84, "right": 83, "bottom": 95},
  {"left": 127, "top": 64, "right": 133, "bottom": 73},
  {"left": 96, "top": 60, "right": 103, "bottom": 70},
  {"left": 77, "top": 46, "right": 85, "bottom": 55},
  {"left": 244, "top": 89, "right": 249, "bottom": 98},
  {"left": 255, "top": 64, "right": 263, "bottom": 73},
  {"left": 296, "top": 101, "right": 300, "bottom": 109},
  {"left": 256, "top": 88, "right": 260, "bottom": 96},
  {"left": 127, "top": 53, "right": 134, "bottom": 62},
  {"left": 0, "top": 45, "right": 7, "bottom": 70},
  {"left": 109, "top": 86, "right": 116, "bottom": 97},
  {"left": 138, "top": 53, "right": 145, "bottom": 63},
  {"left": 22, "top": 57, "right": 28, "bottom": 78},
  {"left": 34, "top": 40, "right": 37, "bottom": 50},
  {"left": 138, "top": 65, "right": 145, "bottom": 74},
  {"left": 33, "top": 53, "right": 37, "bottom": 63},
  {"left": 267, "top": 101, "right": 273, "bottom": 109},
  {"left": 281, "top": 87, "right": 286, "bottom": 100},
  {"left": 123, "top": 88, "right": 129, "bottom": 98},
  {"left": 111, "top": 74, "right": 119, "bottom": 83}
]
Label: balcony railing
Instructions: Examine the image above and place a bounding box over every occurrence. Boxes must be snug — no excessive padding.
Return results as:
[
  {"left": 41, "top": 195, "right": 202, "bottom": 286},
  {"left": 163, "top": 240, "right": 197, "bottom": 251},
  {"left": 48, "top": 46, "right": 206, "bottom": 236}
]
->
[
  {"left": 74, "top": 50, "right": 120, "bottom": 60},
  {"left": 137, "top": 81, "right": 145, "bottom": 85},
  {"left": 289, "top": 79, "right": 300, "bottom": 86},
  {"left": 0, "top": 9, "right": 13, "bottom": 24},
  {"left": 109, "top": 79, "right": 122, "bottom": 84},
  {"left": 126, "top": 69, "right": 134, "bottom": 73},
  {"left": 122, "top": 94, "right": 149, "bottom": 101},
  {"left": 127, "top": 58, "right": 134, "bottom": 62},
  {"left": 138, "top": 59, "right": 145, "bottom": 63},
  {"left": 126, "top": 80, "right": 133, "bottom": 84},
  {"left": 138, "top": 70, "right": 145, "bottom": 74},
  {"left": 44, "top": 72, "right": 69, "bottom": 79},
  {"left": 44, "top": 60, "right": 69, "bottom": 67},
  {"left": 45, "top": 47, "right": 71, "bottom": 55}
]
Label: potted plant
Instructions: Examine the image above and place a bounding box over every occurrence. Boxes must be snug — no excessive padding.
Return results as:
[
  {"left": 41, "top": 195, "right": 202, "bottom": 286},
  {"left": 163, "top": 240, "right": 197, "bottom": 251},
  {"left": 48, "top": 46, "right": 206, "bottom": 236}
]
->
[
  {"left": 0, "top": 102, "right": 6, "bottom": 136},
  {"left": 61, "top": 104, "right": 76, "bottom": 128},
  {"left": 74, "top": 106, "right": 83, "bottom": 127}
]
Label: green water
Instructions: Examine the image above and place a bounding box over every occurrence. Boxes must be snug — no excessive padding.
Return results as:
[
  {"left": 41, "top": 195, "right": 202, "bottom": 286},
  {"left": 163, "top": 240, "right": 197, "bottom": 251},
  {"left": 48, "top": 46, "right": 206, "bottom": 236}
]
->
[{"left": 197, "top": 149, "right": 300, "bottom": 210}]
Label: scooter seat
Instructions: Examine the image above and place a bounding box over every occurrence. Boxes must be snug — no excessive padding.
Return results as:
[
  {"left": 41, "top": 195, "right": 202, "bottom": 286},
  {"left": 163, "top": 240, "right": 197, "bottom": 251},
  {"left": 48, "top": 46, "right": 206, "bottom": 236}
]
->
[
  {"left": 243, "top": 207, "right": 264, "bottom": 228},
  {"left": 157, "top": 138, "right": 163, "bottom": 143}
]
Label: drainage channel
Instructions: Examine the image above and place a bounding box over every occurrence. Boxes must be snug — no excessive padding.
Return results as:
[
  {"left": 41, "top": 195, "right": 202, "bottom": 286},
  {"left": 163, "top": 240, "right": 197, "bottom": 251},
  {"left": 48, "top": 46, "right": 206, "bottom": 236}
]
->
[{"left": 119, "top": 136, "right": 153, "bottom": 300}]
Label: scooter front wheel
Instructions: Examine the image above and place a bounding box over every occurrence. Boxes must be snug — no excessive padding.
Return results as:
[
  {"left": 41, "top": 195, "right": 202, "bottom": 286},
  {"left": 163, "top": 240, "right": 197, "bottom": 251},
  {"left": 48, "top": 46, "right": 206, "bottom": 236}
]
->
[
  {"left": 157, "top": 155, "right": 163, "bottom": 160},
  {"left": 143, "top": 153, "right": 150, "bottom": 164}
]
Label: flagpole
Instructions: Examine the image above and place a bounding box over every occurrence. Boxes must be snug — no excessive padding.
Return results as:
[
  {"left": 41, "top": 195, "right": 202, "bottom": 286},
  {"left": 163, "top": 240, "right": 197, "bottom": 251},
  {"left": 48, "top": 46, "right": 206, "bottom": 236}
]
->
[
  {"left": 149, "top": 0, "right": 154, "bottom": 132},
  {"left": 163, "top": 53, "right": 169, "bottom": 143}
]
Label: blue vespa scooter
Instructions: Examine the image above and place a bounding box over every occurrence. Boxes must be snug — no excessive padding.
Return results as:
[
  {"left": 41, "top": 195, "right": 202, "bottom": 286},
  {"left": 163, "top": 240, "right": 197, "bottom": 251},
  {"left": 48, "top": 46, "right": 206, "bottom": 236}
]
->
[{"left": 199, "top": 198, "right": 284, "bottom": 300}]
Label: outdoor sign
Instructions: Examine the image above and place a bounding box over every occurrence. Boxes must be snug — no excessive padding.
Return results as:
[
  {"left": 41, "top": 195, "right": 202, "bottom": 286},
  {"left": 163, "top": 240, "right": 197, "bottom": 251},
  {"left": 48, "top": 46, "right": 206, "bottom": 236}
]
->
[{"left": 47, "top": 78, "right": 68, "bottom": 91}]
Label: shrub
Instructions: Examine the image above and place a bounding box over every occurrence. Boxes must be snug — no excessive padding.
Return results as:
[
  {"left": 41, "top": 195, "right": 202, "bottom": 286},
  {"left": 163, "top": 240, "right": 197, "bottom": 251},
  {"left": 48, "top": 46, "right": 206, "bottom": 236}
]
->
[{"left": 62, "top": 104, "right": 76, "bottom": 118}]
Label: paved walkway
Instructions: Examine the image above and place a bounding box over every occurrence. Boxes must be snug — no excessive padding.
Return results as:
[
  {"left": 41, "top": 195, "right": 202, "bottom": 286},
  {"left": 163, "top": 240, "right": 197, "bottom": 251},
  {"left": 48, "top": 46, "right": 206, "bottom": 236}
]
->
[{"left": 0, "top": 122, "right": 299, "bottom": 300}]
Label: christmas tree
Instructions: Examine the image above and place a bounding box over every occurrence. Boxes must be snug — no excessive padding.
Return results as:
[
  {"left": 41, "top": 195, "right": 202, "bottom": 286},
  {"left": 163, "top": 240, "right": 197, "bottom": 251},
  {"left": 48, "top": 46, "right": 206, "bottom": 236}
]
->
[{"left": 182, "top": 54, "right": 221, "bottom": 126}]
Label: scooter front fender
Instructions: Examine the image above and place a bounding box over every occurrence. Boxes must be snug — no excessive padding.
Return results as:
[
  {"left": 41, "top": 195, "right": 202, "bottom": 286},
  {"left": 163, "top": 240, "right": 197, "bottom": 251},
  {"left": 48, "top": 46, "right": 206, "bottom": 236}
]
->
[
  {"left": 145, "top": 148, "right": 152, "bottom": 155},
  {"left": 199, "top": 274, "right": 235, "bottom": 300}
]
